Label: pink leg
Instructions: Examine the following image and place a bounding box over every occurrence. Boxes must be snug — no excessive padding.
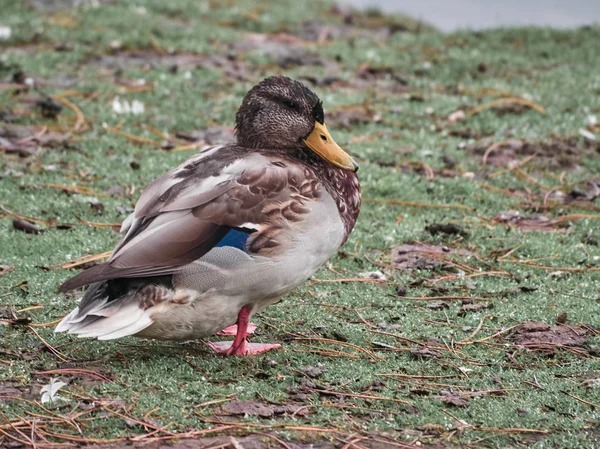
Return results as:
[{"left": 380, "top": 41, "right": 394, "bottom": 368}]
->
[
  {"left": 217, "top": 322, "right": 257, "bottom": 336},
  {"left": 207, "top": 306, "right": 281, "bottom": 356}
]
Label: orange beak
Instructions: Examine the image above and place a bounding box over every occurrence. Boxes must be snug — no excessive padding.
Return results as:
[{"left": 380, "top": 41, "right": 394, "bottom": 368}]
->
[{"left": 303, "top": 122, "right": 358, "bottom": 172}]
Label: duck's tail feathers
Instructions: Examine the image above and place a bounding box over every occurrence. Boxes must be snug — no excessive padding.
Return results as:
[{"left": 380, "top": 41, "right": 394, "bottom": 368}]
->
[{"left": 55, "top": 288, "right": 154, "bottom": 340}]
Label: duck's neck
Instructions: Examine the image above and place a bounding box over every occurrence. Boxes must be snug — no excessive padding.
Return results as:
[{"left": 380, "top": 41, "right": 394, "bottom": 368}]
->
[
  {"left": 287, "top": 147, "right": 361, "bottom": 242},
  {"left": 321, "top": 164, "right": 361, "bottom": 243}
]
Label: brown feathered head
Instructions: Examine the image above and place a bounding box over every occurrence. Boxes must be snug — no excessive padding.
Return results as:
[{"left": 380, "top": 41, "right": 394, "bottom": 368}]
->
[{"left": 235, "top": 76, "right": 358, "bottom": 172}]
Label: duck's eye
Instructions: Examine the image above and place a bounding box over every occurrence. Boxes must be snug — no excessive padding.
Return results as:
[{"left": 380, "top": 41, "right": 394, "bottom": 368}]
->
[{"left": 282, "top": 100, "right": 299, "bottom": 110}]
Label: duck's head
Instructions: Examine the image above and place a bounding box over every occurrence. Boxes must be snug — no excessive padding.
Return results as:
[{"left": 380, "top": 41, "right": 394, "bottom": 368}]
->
[{"left": 235, "top": 76, "right": 358, "bottom": 172}]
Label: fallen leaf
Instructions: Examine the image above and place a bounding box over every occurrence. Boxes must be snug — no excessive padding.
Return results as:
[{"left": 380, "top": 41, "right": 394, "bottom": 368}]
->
[
  {"left": 105, "top": 184, "right": 124, "bottom": 196},
  {"left": 0, "top": 265, "right": 14, "bottom": 276},
  {"left": 89, "top": 201, "right": 105, "bottom": 215},
  {"left": 426, "top": 222, "right": 468, "bottom": 237},
  {"left": 327, "top": 107, "right": 375, "bottom": 130},
  {"left": 410, "top": 348, "right": 440, "bottom": 359},
  {"left": 391, "top": 242, "right": 472, "bottom": 271},
  {"left": 299, "top": 363, "right": 326, "bottom": 378},
  {"left": 555, "top": 312, "right": 568, "bottom": 324},
  {"left": 427, "top": 301, "right": 450, "bottom": 310},
  {"left": 0, "top": 125, "right": 71, "bottom": 157},
  {"left": 492, "top": 211, "right": 569, "bottom": 232},
  {"left": 457, "top": 303, "right": 493, "bottom": 316},
  {"left": 12, "top": 219, "right": 44, "bottom": 234},
  {"left": 469, "top": 137, "right": 600, "bottom": 170},
  {"left": 36, "top": 97, "right": 63, "bottom": 118},
  {"left": 219, "top": 400, "right": 308, "bottom": 418},
  {"left": 439, "top": 392, "right": 469, "bottom": 407},
  {"left": 508, "top": 321, "right": 590, "bottom": 354}
]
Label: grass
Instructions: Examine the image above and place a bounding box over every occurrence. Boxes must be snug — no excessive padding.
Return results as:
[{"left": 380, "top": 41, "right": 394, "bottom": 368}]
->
[{"left": 1, "top": 1, "right": 600, "bottom": 448}]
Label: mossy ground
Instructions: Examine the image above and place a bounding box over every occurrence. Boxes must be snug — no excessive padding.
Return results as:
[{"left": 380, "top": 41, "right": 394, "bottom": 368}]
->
[{"left": 1, "top": 1, "right": 599, "bottom": 448}]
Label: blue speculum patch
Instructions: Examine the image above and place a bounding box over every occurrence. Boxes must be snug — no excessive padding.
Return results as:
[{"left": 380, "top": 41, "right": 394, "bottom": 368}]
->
[{"left": 215, "top": 228, "right": 252, "bottom": 251}]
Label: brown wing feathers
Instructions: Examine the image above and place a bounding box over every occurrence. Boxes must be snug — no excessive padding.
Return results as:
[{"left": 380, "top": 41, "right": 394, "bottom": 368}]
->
[{"left": 59, "top": 148, "right": 321, "bottom": 293}]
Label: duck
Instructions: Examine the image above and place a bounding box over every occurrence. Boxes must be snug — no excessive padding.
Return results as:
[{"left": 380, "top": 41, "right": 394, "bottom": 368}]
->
[{"left": 55, "top": 76, "right": 361, "bottom": 356}]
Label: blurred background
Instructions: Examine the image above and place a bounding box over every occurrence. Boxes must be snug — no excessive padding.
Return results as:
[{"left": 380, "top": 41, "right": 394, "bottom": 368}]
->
[{"left": 346, "top": 0, "right": 600, "bottom": 31}]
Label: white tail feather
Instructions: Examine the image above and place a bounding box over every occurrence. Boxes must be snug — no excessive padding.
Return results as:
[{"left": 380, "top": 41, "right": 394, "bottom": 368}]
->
[{"left": 58, "top": 300, "right": 153, "bottom": 340}]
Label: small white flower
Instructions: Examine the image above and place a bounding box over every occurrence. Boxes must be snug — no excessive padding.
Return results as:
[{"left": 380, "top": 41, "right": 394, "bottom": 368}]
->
[
  {"left": 586, "top": 115, "right": 597, "bottom": 126},
  {"left": 112, "top": 96, "right": 129, "bottom": 114},
  {"left": 183, "top": 71, "right": 192, "bottom": 80},
  {"left": 112, "top": 96, "right": 145, "bottom": 115},
  {"left": 41, "top": 378, "right": 67, "bottom": 404},
  {"left": 130, "top": 100, "right": 145, "bottom": 115},
  {"left": 0, "top": 26, "right": 11, "bottom": 40}
]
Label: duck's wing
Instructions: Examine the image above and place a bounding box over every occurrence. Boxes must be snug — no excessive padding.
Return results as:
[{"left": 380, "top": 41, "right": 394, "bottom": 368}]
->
[{"left": 59, "top": 147, "right": 319, "bottom": 292}]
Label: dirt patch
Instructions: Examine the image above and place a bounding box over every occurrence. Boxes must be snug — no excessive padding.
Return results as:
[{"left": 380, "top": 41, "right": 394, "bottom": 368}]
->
[
  {"left": 391, "top": 242, "right": 472, "bottom": 271},
  {"left": 468, "top": 137, "right": 600, "bottom": 170},
  {"left": 508, "top": 321, "right": 592, "bottom": 355}
]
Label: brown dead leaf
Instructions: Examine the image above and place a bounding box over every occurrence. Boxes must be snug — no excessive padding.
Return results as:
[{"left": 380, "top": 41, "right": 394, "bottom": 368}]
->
[
  {"left": 508, "top": 321, "right": 591, "bottom": 355},
  {"left": 327, "top": 107, "right": 376, "bottom": 130},
  {"left": 0, "top": 265, "right": 14, "bottom": 276},
  {"left": 0, "top": 125, "right": 71, "bottom": 157},
  {"left": 218, "top": 400, "right": 308, "bottom": 418},
  {"left": 469, "top": 137, "right": 600, "bottom": 170},
  {"left": 439, "top": 392, "right": 470, "bottom": 407},
  {"left": 12, "top": 219, "right": 44, "bottom": 234},
  {"left": 300, "top": 363, "right": 327, "bottom": 379},
  {"left": 544, "top": 180, "right": 600, "bottom": 206},
  {"left": 391, "top": 242, "right": 472, "bottom": 271},
  {"left": 426, "top": 222, "right": 468, "bottom": 237},
  {"left": 410, "top": 348, "right": 441, "bottom": 359},
  {"left": 457, "top": 302, "right": 493, "bottom": 316},
  {"left": 492, "top": 211, "right": 570, "bottom": 232},
  {"left": 36, "top": 97, "right": 63, "bottom": 119}
]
